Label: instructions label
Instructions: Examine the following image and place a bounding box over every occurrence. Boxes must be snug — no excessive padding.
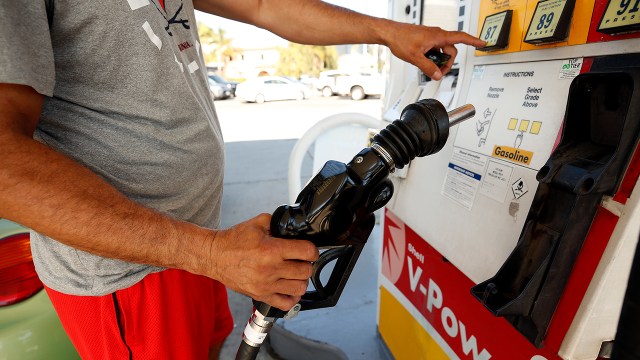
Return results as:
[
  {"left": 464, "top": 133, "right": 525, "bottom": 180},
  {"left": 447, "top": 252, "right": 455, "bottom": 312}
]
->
[
  {"left": 442, "top": 148, "right": 487, "bottom": 210},
  {"left": 444, "top": 60, "right": 575, "bottom": 209},
  {"left": 453, "top": 60, "right": 575, "bottom": 171}
]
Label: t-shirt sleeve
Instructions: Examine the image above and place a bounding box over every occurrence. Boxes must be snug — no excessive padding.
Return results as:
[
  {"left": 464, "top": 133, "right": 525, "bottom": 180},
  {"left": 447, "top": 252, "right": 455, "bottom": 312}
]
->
[{"left": 0, "top": 1, "right": 55, "bottom": 96}]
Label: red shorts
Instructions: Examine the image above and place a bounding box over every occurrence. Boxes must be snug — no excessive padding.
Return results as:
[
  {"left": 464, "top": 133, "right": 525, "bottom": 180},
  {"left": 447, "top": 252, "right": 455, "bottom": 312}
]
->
[{"left": 45, "top": 269, "right": 234, "bottom": 360}]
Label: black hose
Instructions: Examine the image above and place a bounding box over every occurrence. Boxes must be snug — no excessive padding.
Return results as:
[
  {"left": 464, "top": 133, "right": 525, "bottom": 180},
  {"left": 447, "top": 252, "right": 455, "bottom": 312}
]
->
[
  {"left": 611, "top": 234, "right": 640, "bottom": 360},
  {"left": 235, "top": 340, "right": 261, "bottom": 360}
]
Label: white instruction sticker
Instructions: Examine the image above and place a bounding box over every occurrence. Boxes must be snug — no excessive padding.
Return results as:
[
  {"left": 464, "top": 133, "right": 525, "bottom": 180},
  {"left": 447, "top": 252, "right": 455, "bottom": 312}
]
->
[
  {"left": 480, "top": 160, "right": 514, "bottom": 203},
  {"left": 442, "top": 148, "right": 488, "bottom": 210}
]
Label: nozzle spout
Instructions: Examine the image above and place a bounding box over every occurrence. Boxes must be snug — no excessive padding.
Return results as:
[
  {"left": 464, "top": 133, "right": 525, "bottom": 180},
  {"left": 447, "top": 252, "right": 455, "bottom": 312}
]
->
[{"left": 448, "top": 104, "right": 476, "bottom": 128}]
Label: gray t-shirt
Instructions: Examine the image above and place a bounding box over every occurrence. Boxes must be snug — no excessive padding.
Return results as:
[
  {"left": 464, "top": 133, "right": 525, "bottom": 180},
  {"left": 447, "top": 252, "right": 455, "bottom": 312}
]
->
[{"left": 0, "top": 0, "right": 224, "bottom": 295}]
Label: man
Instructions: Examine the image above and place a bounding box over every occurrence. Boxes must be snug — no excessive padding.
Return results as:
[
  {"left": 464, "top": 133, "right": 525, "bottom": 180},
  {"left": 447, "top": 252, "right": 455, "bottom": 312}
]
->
[{"left": 0, "top": 0, "right": 484, "bottom": 359}]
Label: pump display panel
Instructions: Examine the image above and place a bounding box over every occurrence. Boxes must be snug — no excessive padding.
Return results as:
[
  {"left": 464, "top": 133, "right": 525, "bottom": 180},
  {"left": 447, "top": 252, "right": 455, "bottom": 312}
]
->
[
  {"left": 524, "top": 0, "right": 576, "bottom": 44},
  {"left": 597, "top": 0, "right": 640, "bottom": 34},
  {"left": 478, "top": 10, "right": 513, "bottom": 51}
]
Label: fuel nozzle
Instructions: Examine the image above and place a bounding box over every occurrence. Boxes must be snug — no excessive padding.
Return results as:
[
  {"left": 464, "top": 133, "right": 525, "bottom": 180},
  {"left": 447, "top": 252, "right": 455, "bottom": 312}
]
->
[
  {"left": 372, "top": 99, "right": 475, "bottom": 169},
  {"left": 235, "top": 99, "right": 475, "bottom": 360}
]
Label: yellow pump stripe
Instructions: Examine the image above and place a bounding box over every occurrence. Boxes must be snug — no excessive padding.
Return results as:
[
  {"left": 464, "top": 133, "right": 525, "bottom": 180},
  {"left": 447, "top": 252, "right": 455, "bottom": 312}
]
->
[{"left": 378, "top": 287, "right": 450, "bottom": 360}]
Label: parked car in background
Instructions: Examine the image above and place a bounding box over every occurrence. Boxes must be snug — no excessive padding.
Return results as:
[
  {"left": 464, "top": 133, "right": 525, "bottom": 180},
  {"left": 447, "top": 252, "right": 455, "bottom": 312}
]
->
[
  {"left": 335, "top": 71, "right": 384, "bottom": 100},
  {"left": 0, "top": 219, "right": 79, "bottom": 359},
  {"left": 317, "top": 70, "right": 350, "bottom": 98},
  {"left": 317, "top": 70, "right": 385, "bottom": 100},
  {"left": 208, "top": 74, "right": 238, "bottom": 97},
  {"left": 208, "top": 77, "right": 232, "bottom": 100},
  {"left": 236, "top": 76, "right": 310, "bottom": 104}
]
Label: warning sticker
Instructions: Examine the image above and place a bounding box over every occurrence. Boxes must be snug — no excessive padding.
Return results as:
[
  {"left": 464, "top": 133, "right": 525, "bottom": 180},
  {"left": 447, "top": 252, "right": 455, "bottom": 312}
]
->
[
  {"left": 512, "top": 177, "right": 529, "bottom": 199},
  {"left": 480, "top": 160, "right": 514, "bottom": 203},
  {"left": 442, "top": 148, "right": 488, "bottom": 210}
]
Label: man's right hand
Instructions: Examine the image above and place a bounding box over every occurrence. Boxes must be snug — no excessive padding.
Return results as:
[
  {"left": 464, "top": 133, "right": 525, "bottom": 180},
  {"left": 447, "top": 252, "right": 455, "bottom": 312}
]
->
[{"left": 203, "top": 213, "right": 319, "bottom": 311}]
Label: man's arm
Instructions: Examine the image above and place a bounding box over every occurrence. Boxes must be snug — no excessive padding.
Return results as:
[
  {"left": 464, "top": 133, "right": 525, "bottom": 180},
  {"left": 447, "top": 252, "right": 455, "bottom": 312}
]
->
[
  {"left": 0, "top": 83, "right": 317, "bottom": 310},
  {"left": 194, "top": 0, "right": 485, "bottom": 80}
]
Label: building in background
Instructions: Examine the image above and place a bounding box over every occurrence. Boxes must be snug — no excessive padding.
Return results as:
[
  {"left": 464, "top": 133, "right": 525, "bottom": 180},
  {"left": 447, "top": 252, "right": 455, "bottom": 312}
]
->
[{"left": 223, "top": 46, "right": 281, "bottom": 79}]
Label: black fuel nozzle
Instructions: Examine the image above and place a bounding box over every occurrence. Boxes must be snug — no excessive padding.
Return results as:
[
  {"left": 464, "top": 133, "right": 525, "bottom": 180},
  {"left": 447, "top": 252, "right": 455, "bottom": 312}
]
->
[
  {"left": 236, "top": 99, "right": 475, "bottom": 360},
  {"left": 373, "top": 98, "right": 473, "bottom": 169}
]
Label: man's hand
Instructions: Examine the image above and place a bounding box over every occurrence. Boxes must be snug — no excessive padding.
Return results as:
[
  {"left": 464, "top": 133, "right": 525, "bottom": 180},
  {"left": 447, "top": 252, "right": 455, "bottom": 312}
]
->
[
  {"left": 379, "top": 21, "right": 486, "bottom": 80},
  {"left": 195, "top": 0, "right": 485, "bottom": 81},
  {"left": 205, "top": 213, "right": 319, "bottom": 311}
]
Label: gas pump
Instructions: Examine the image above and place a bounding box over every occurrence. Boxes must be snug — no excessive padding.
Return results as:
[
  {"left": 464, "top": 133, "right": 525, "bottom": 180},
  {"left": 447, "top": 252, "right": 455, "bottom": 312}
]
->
[{"left": 378, "top": 0, "right": 640, "bottom": 359}]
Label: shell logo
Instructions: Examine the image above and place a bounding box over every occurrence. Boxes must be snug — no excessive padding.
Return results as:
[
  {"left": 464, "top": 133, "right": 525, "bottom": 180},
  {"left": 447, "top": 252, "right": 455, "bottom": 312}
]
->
[{"left": 381, "top": 211, "right": 406, "bottom": 284}]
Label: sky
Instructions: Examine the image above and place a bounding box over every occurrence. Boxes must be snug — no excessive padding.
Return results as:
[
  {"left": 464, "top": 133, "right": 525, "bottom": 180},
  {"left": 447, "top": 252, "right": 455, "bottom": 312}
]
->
[{"left": 195, "top": 0, "right": 389, "bottom": 48}]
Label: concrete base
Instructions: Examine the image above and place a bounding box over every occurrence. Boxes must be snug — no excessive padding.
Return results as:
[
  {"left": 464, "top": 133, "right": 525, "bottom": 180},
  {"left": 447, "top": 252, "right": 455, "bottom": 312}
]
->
[{"left": 269, "top": 325, "right": 349, "bottom": 360}]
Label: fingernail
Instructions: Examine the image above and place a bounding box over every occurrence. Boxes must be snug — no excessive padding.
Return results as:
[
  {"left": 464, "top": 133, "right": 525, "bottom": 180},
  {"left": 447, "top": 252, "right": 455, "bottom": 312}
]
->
[{"left": 433, "top": 70, "right": 442, "bottom": 79}]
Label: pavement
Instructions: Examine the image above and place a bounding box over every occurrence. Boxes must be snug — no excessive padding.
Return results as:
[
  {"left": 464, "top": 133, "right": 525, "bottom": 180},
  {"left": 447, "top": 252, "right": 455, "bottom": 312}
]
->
[{"left": 218, "top": 138, "right": 388, "bottom": 360}]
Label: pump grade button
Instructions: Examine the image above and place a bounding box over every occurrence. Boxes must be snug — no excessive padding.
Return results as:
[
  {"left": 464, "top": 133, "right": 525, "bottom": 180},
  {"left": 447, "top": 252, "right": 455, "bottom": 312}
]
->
[
  {"left": 597, "top": 0, "right": 640, "bottom": 34},
  {"left": 524, "top": 0, "right": 576, "bottom": 45},
  {"left": 477, "top": 10, "right": 513, "bottom": 51}
]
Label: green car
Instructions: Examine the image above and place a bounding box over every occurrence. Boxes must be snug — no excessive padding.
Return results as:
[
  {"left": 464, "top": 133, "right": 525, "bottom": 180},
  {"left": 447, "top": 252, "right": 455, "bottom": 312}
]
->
[{"left": 0, "top": 219, "right": 79, "bottom": 359}]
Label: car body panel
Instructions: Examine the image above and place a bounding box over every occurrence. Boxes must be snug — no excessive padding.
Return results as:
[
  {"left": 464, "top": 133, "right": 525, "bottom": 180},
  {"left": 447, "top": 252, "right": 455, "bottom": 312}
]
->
[
  {"left": 0, "top": 219, "right": 80, "bottom": 359},
  {"left": 335, "top": 72, "right": 384, "bottom": 98},
  {"left": 317, "top": 70, "right": 350, "bottom": 96},
  {"left": 0, "top": 291, "right": 80, "bottom": 359},
  {"left": 209, "top": 74, "right": 238, "bottom": 97},
  {"left": 236, "top": 76, "right": 309, "bottom": 103},
  {"left": 208, "top": 77, "right": 232, "bottom": 100}
]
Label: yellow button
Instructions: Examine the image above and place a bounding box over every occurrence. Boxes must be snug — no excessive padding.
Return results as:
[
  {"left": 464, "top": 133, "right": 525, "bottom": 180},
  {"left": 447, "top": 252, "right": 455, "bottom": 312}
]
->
[
  {"left": 508, "top": 118, "right": 518, "bottom": 130},
  {"left": 530, "top": 121, "right": 542, "bottom": 134}
]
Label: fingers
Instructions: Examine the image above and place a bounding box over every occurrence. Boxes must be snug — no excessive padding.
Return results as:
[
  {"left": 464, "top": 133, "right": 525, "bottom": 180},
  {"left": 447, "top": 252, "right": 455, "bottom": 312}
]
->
[
  {"left": 262, "top": 294, "right": 302, "bottom": 312},
  {"left": 274, "top": 278, "right": 309, "bottom": 297},
  {"left": 244, "top": 273, "right": 310, "bottom": 312},
  {"left": 389, "top": 24, "right": 485, "bottom": 80},
  {"left": 276, "top": 238, "right": 319, "bottom": 262},
  {"left": 439, "top": 45, "right": 458, "bottom": 75},
  {"left": 277, "top": 259, "right": 314, "bottom": 280},
  {"left": 206, "top": 214, "right": 319, "bottom": 310},
  {"left": 446, "top": 30, "right": 487, "bottom": 48},
  {"left": 423, "top": 31, "right": 481, "bottom": 79},
  {"left": 418, "top": 55, "right": 444, "bottom": 80},
  {"left": 257, "top": 278, "right": 309, "bottom": 311}
]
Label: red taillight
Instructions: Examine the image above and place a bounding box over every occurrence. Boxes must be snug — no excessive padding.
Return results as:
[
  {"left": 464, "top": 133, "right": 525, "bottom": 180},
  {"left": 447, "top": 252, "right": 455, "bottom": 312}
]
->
[{"left": 0, "top": 233, "right": 43, "bottom": 306}]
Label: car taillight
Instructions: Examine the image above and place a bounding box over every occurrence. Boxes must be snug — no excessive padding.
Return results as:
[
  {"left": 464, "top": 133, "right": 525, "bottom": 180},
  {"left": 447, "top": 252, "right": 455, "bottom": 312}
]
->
[{"left": 0, "top": 233, "right": 43, "bottom": 306}]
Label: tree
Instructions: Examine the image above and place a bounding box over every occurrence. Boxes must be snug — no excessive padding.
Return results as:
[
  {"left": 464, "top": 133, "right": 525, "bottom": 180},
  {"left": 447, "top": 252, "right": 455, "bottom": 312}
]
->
[
  {"left": 197, "top": 21, "right": 236, "bottom": 69},
  {"left": 277, "top": 43, "right": 338, "bottom": 78}
]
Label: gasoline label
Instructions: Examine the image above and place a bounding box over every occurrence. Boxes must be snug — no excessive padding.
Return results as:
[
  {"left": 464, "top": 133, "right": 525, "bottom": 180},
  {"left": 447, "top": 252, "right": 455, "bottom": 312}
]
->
[{"left": 492, "top": 145, "right": 534, "bottom": 165}]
